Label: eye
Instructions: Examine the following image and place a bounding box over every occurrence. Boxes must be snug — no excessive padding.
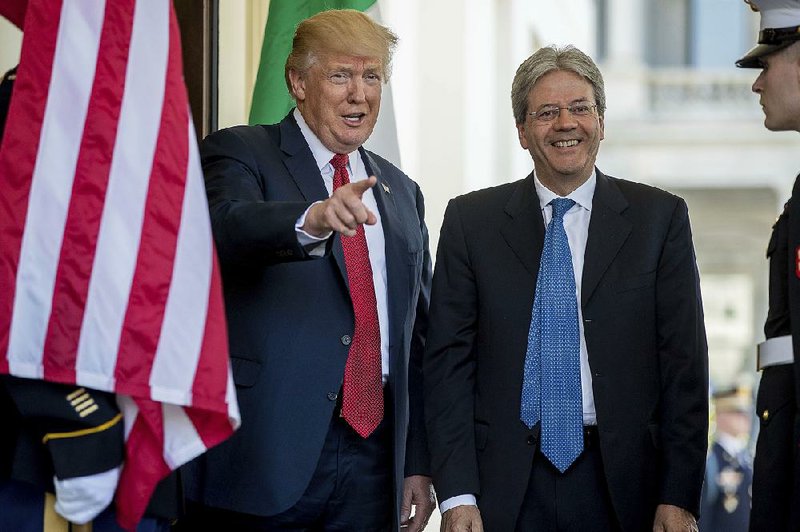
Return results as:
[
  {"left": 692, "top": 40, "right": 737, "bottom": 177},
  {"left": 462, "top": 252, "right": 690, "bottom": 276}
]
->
[
  {"left": 329, "top": 72, "right": 350, "bottom": 84},
  {"left": 364, "top": 72, "right": 382, "bottom": 85},
  {"left": 570, "top": 103, "right": 593, "bottom": 115},
  {"left": 536, "top": 107, "right": 559, "bottom": 121}
]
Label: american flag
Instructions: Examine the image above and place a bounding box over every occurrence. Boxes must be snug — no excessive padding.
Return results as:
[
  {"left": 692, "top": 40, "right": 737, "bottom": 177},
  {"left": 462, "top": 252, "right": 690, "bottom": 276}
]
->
[{"left": 0, "top": 0, "right": 240, "bottom": 528}]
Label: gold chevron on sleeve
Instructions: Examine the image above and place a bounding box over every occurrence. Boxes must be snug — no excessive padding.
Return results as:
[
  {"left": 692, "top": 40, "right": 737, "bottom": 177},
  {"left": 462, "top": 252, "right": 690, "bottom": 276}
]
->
[
  {"left": 66, "top": 388, "right": 87, "bottom": 400},
  {"left": 65, "top": 388, "right": 100, "bottom": 417}
]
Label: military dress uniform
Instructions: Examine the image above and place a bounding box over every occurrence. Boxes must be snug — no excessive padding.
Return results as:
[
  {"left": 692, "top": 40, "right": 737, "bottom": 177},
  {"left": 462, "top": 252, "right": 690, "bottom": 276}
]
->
[
  {"left": 1, "top": 377, "right": 124, "bottom": 531},
  {"left": 749, "top": 204, "right": 797, "bottom": 531},
  {"left": 736, "top": 1, "right": 800, "bottom": 529}
]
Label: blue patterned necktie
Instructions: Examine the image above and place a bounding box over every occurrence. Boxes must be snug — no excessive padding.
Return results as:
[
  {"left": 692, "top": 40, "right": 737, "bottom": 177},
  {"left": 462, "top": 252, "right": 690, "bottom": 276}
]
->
[{"left": 520, "top": 197, "right": 583, "bottom": 473}]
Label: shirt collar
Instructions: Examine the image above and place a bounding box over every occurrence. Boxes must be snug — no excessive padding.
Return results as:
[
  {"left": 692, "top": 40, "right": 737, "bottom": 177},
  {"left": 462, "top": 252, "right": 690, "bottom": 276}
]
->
[
  {"left": 293, "top": 108, "right": 354, "bottom": 171},
  {"left": 534, "top": 169, "right": 596, "bottom": 212}
]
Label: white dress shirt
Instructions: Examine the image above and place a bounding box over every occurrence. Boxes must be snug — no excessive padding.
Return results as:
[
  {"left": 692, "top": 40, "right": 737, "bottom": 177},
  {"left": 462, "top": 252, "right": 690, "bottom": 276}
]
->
[
  {"left": 292, "top": 109, "right": 390, "bottom": 379},
  {"left": 439, "top": 170, "right": 598, "bottom": 514},
  {"left": 534, "top": 171, "right": 597, "bottom": 426}
]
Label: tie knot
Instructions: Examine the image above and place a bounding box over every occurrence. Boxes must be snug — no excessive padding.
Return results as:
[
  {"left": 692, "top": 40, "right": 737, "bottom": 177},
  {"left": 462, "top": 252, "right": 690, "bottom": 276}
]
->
[
  {"left": 550, "top": 198, "right": 575, "bottom": 220},
  {"left": 331, "top": 153, "right": 349, "bottom": 171}
]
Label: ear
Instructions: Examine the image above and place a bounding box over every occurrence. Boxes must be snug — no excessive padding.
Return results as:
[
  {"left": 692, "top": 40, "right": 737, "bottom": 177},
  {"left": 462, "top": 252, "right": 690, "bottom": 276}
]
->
[
  {"left": 516, "top": 123, "right": 529, "bottom": 150},
  {"left": 288, "top": 69, "right": 306, "bottom": 101},
  {"left": 599, "top": 114, "right": 605, "bottom": 141}
]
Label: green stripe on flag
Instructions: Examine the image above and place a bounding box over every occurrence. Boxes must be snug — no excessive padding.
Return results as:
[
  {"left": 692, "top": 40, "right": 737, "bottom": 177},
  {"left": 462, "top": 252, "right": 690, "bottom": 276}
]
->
[{"left": 249, "top": 0, "right": 377, "bottom": 125}]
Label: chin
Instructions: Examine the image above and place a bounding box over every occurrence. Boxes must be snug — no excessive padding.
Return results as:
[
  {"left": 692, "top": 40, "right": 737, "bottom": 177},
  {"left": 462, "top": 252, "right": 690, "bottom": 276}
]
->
[{"left": 764, "top": 119, "right": 787, "bottom": 132}]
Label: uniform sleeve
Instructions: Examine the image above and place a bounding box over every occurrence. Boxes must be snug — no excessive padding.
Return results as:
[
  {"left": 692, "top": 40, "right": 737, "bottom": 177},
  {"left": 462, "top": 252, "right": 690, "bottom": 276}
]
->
[{"left": 1, "top": 376, "right": 124, "bottom": 480}]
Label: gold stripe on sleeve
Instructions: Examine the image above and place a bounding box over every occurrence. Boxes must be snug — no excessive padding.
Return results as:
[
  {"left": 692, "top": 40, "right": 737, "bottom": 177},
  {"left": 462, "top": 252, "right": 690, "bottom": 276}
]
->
[
  {"left": 42, "top": 413, "right": 123, "bottom": 444},
  {"left": 78, "top": 404, "right": 99, "bottom": 418},
  {"left": 66, "top": 388, "right": 87, "bottom": 401},
  {"left": 70, "top": 394, "right": 93, "bottom": 409}
]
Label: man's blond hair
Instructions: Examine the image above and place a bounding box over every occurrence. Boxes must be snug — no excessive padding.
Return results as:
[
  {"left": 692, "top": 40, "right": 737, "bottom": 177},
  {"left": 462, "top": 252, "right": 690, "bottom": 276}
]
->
[{"left": 285, "top": 9, "right": 398, "bottom": 94}]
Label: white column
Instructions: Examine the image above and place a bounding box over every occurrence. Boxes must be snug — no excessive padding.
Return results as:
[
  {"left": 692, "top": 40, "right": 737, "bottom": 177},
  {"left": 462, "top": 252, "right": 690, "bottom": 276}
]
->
[
  {"left": 218, "top": 1, "right": 268, "bottom": 128},
  {"left": 602, "top": 0, "right": 647, "bottom": 119}
]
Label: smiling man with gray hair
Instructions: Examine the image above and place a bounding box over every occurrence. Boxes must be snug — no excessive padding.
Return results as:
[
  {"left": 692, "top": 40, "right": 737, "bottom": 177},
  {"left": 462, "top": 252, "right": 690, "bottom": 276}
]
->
[{"left": 423, "top": 44, "right": 708, "bottom": 532}]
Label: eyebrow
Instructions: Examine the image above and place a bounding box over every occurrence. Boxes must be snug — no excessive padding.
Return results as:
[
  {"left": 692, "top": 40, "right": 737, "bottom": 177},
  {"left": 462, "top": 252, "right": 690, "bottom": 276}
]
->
[
  {"left": 327, "top": 61, "right": 382, "bottom": 70},
  {"left": 535, "top": 98, "right": 593, "bottom": 109}
]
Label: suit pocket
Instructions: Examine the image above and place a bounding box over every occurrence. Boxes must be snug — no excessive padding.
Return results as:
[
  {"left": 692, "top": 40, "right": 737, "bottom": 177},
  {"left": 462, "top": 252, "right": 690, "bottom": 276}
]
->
[
  {"left": 616, "top": 271, "right": 656, "bottom": 293},
  {"left": 230, "top": 356, "right": 261, "bottom": 388},
  {"left": 407, "top": 247, "right": 422, "bottom": 266},
  {"left": 475, "top": 421, "right": 489, "bottom": 451}
]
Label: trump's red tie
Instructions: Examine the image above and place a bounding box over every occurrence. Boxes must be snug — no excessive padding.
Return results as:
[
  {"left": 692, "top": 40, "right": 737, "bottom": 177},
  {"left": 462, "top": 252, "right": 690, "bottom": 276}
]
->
[{"left": 331, "top": 153, "right": 383, "bottom": 437}]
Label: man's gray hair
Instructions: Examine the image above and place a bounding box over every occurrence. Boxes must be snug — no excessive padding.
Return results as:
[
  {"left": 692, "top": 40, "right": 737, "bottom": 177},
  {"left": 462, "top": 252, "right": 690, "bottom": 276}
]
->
[{"left": 511, "top": 44, "right": 606, "bottom": 125}]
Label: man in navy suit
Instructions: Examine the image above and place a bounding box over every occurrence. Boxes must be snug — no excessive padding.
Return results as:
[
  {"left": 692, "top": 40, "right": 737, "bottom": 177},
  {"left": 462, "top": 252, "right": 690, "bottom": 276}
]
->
[
  {"left": 181, "top": 9, "right": 434, "bottom": 532},
  {"left": 423, "top": 45, "right": 708, "bottom": 532}
]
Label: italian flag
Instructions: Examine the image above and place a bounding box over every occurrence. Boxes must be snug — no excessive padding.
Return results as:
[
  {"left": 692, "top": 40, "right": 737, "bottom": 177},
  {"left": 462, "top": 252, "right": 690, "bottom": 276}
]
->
[{"left": 249, "top": 0, "right": 401, "bottom": 165}]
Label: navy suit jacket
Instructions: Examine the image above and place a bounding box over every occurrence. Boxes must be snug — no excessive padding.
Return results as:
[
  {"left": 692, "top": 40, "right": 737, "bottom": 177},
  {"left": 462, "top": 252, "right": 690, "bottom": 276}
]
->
[
  {"left": 424, "top": 170, "right": 708, "bottom": 531},
  {"left": 184, "top": 113, "right": 431, "bottom": 526}
]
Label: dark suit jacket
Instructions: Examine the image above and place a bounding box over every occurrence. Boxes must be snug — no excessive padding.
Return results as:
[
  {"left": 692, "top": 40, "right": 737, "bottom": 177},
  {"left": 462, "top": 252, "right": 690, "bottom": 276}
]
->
[
  {"left": 424, "top": 170, "right": 708, "bottom": 531},
  {"left": 183, "top": 112, "right": 431, "bottom": 527}
]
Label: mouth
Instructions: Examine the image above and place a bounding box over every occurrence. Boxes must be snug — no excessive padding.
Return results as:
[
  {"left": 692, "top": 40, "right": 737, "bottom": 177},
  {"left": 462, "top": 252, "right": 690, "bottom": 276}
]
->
[
  {"left": 551, "top": 139, "right": 580, "bottom": 148},
  {"left": 342, "top": 113, "right": 367, "bottom": 125}
]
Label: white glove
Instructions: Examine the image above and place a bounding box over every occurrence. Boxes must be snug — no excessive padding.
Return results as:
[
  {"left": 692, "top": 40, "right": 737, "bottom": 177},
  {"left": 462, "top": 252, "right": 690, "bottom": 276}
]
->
[{"left": 53, "top": 466, "right": 121, "bottom": 524}]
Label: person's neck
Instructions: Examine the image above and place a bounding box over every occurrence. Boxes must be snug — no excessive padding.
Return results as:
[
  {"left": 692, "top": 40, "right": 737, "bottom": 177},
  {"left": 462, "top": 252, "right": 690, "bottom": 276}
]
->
[{"left": 537, "top": 171, "right": 591, "bottom": 197}]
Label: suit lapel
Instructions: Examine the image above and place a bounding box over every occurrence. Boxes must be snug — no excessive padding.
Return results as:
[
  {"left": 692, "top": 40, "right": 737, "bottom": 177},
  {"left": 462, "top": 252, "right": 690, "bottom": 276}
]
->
[
  {"left": 501, "top": 173, "right": 545, "bottom": 280},
  {"left": 278, "top": 114, "right": 349, "bottom": 280},
  {"left": 581, "top": 170, "right": 631, "bottom": 306},
  {"left": 278, "top": 114, "right": 330, "bottom": 203}
]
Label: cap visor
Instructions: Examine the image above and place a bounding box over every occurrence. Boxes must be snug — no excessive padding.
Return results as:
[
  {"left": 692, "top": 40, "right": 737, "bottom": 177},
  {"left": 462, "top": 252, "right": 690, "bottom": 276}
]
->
[{"left": 736, "top": 42, "right": 793, "bottom": 68}]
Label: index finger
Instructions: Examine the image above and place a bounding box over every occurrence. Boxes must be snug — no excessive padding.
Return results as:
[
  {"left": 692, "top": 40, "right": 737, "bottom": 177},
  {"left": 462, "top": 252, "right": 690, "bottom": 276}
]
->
[{"left": 349, "top": 175, "right": 377, "bottom": 197}]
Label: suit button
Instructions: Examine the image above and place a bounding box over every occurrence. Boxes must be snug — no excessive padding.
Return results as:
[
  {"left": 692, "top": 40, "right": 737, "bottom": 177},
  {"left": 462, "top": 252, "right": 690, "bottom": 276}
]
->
[
  {"left": 762, "top": 409, "right": 769, "bottom": 421},
  {"left": 526, "top": 435, "right": 536, "bottom": 445},
  {"left": 341, "top": 335, "right": 352, "bottom": 346},
  {"left": 327, "top": 392, "right": 338, "bottom": 401}
]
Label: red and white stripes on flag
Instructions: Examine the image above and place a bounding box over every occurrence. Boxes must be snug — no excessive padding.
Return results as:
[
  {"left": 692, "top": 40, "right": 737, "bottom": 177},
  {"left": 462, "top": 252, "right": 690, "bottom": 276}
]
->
[{"left": 0, "top": 0, "right": 240, "bottom": 529}]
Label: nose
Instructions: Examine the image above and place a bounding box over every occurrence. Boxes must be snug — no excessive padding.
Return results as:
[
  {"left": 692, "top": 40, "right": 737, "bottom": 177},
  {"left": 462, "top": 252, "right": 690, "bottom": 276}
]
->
[
  {"left": 347, "top": 77, "right": 367, "bottom": 103},
  {"left": 752, "top": 71, "right": 764, "bottom": 94},
  {"left": 553, "top": 107, "right": 577, "bottom": 129}
]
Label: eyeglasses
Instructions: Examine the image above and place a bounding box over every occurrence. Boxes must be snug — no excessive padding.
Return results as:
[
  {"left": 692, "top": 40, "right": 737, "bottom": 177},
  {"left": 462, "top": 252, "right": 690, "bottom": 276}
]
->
[{"left": 528, "top": 102, "right": 598, "bottom": 122}]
